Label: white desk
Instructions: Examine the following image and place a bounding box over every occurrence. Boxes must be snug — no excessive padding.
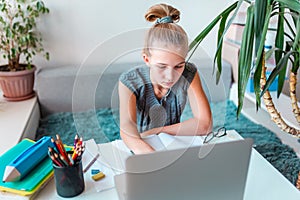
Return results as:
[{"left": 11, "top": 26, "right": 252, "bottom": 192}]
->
[
  {"left": 0, "top": 91, "right": 40, "bottom": 156},
  {"left": 36, "top": 130, "right": 300, "bottom": 200}
]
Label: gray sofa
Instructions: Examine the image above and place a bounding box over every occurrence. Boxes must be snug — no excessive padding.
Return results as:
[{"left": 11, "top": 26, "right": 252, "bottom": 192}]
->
[{"left": 35, "top": 58, "right": 232, "bottom": 118}]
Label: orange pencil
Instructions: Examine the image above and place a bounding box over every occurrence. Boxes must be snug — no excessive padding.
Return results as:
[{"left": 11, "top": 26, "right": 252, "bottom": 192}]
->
[
  {"left": 74, "top": 151, "right": 82, "bottom": 162},
  {"left": 72, "top": 150, "right": 79, "bottom": 161},
  {"left": 55, "top": 139, "right": 72, "bottom": 166},
  {"left": 56, "top": 134, "right": 73, "bottom": 165}
]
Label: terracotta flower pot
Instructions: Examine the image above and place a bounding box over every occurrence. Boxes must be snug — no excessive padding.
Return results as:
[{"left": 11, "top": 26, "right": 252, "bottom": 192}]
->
[{"left": 0, "top": 65, "right": 36, "bottom": 101}]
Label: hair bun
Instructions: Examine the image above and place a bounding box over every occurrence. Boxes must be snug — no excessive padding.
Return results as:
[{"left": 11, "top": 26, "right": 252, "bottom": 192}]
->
[{"left": 144, "top": 3, "right": 180, "bottom": 24}]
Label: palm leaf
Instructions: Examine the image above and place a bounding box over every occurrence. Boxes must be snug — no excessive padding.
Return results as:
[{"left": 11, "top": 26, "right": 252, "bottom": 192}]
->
[
  {"left": 254, "top": 0, "right": 268, "bottom": 53},
  {"left": 213, "top": 0, "right": 246, "bottom": 83},
  {"left": 213, "top": 10, "right": 230, "bottom": 84},
  {"left": 237, "top": 4, "right": 255, "bottom": 117},
  {"left": 261, "top": 50, "right": 293, "bottom": 96},
  {"left": 282, "top": 13, "right": 296, "bottom": 38},
  {"left": 188, "top": 1, "right": 238, "bottom": 61},
  {"left": 275, "top": 5, "right": 285, "bottom": 64},
  {"left": 253, "top": 1, "right": 272, "bottom": 108},
  {"left": 276, "top": 0, "right": 300, "bottom": 13},
  {"left": 291, "top": 16, "right": 300, "bottom": 72},
  {"left": 275, "top": 5, "right": 287, "bottom": 97}
]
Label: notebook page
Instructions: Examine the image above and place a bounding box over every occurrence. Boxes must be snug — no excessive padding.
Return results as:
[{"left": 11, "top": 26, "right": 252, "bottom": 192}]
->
[
  {"left": 158, "top": 133, "right": 204, "bottom": 150},
  {"left": 142, "top": 135, "right": 166, "bottom": 151},
  {"left": 110, "top": 140, "right": 132, "bottom": 173}
]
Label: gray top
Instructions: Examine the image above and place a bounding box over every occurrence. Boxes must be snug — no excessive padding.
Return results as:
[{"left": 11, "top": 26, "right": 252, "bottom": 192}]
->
[{"left": 119, "top": 63, "right": 197, "bottom": 133}]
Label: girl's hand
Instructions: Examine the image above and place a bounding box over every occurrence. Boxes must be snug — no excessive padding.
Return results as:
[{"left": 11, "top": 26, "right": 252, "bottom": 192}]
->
[{"left": 140, "top": 127, "right": 164, "bottom": 138}]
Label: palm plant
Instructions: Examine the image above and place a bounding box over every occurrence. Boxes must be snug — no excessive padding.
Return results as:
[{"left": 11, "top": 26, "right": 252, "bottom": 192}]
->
[{"left": 189, "top": 0, "right": 300, "bottom": 137}]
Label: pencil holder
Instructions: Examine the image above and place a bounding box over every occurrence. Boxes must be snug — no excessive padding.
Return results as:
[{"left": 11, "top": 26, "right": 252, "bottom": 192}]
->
[{"left": 53, "top": 160, "right": 85, "bottom": 197}]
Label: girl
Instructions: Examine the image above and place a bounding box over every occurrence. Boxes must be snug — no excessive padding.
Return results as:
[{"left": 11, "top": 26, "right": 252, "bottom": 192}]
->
[{"left": 118, "top": 3, "right": 212, "bottom": 154}]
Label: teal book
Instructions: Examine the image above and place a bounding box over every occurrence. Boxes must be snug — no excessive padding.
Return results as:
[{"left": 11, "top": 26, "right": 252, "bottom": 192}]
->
[{"left": 0, "top": 138, "right": 53, "bottom": 198}]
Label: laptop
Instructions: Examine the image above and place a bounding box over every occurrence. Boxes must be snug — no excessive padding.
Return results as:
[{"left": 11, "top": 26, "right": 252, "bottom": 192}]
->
[{"left": 114, "top": 138, "right": 253, "bottom": 200}]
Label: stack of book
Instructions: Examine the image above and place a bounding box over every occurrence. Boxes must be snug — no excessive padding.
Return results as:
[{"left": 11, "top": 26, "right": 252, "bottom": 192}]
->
[{"left": 0, "top": 138, "right": 54, "bottom": 199}]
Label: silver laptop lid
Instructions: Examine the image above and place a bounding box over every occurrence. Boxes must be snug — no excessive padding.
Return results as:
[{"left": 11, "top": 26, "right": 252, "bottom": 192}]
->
[{"left": 115, "top": 138, "right": 253, "bottom": 200}]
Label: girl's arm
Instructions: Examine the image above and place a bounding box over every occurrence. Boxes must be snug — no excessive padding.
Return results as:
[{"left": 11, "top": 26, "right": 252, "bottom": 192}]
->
[
  {"left": 119, "top": 81, "right": 155, "bottom": 154},
  {"left": 141, "top": 72, "right": 212, "bottom": 137}
]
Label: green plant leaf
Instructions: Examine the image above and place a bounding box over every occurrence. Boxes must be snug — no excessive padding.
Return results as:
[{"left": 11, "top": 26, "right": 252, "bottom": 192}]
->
[
  {"left": 11, "top": 48, "right": 16, "bottom": 57},
  {"left": 281, "top": 13, "right": 296, "bottom": 38},
  {"left": 6, "top": 29, "right": 12, "bottom": 38},
  {"left": 45, "top": 52, "right": 50, "bottom": 60},
  {"left": 213, "top": 10, "right": 231, "bottom": 84},
  {"left": 277, "top": 48, "right": 289, "bottom": 98},
  {"left": 237, "top": 4, "right": 255, "bottom": 117},
  {"left": 275, "top": 0, "right": 300, "bottom": 13},
  {"left": 265, "top": 47, "right": 275, "bottom": 60},
  {"left": 36, "top": 1, "right": 42, "bottom": 11},
  {"left": 188, "top": 1, "right": 238, "bottom": 61},
  {"left": 213, "top": 0, "right": 246, "bottom": 82},
  {"left": 254, "top": 0, "right": 268, "bottom": 53},
  {"left": 275, "top": 5, "right": 285, "bottom": 64},
  {"left": 0, "top": 0, "right": 50, "bottom": 70},
  {"left": 253, "top": 2, "right": 272, "bottom": 107},
  {"left": 261, "top": 51, "right": 293, "bottom": 96},
  {"left": 0, "top": 3, "right": 6, "bottom": 11},
  {"left": 291, "top": 17, "right": 300, "bottom": 61}
]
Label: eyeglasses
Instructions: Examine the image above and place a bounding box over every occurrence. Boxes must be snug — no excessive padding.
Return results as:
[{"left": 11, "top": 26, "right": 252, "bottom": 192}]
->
[{"left": 203, "top": 127, "right": 227, "bottom": 144}]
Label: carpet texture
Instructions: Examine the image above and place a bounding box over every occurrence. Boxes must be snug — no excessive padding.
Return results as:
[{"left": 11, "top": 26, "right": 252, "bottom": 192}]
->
[{"left": 36, "top": 100, "right": 300, "bottom": 186}]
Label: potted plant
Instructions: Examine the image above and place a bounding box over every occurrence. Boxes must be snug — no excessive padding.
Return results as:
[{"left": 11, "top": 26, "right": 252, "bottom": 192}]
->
[
  {"left": 188, "top": 0, "right": 300, "bottom": 188},
  {"left": 189, "top": 0, "right": 300, "bottom": 136},
  {"left": 0, "top": 0, "right": 49, "bottom": 101}
]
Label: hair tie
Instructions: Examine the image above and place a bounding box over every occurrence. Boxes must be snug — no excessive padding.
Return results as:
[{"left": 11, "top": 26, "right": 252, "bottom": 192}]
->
[{"left": 155, "top": 16, "right": 173, "bottom": 24}]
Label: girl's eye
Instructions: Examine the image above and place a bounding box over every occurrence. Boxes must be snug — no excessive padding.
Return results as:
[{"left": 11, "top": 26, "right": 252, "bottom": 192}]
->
[
  {"left": 157, "top": 65, "right": 166, "bottom": 69},
  {"left": 175, "top": 65, "right": 184, "bottom": 69}
]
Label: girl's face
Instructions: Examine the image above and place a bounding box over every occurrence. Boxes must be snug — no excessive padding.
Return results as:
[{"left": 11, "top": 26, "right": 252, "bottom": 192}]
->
[{"left": 143, "top": 49, "right": 186, "bottom": 89}]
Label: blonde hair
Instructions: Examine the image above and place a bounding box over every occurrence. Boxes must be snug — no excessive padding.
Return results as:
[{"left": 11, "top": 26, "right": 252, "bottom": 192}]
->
[{"left": 143, "top": 3, "right": 188, "bottom": 58}]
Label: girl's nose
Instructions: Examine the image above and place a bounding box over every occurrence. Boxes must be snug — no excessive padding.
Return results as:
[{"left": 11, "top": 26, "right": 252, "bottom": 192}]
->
[{"left": 165, "top": 68, "right": 174, "bottom": 81}]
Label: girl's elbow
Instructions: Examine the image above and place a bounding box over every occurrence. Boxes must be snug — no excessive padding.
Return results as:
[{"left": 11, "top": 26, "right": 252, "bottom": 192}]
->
[{"left": 196, "top": 118, "right": 212, "bottom": 136}]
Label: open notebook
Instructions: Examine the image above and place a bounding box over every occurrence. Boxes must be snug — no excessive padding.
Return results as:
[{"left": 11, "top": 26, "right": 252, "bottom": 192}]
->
[
  {"left": 108, "top": 133, "right": 204, "bottom": 173},
  {"left": 142, "top": 133, "right": 204, "bottom": 151},
  {"left": 83, "top": 133, "right": 205, "bottom": 192}
]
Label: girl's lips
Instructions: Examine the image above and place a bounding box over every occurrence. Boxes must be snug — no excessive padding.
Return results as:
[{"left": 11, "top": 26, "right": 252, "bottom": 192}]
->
[{"left": 163, "top": 82, "right": 174, "bottom": 87}]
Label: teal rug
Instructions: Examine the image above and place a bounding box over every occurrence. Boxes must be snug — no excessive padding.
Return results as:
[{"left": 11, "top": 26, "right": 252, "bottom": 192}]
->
[{"left": 36, "top": 100, "right": 300, "bottom": 187}]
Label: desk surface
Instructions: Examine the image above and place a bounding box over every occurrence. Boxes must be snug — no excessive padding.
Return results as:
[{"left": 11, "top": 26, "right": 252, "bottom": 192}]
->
[{"left": 36, "top": 130, "right": 300, "bottom": 200}]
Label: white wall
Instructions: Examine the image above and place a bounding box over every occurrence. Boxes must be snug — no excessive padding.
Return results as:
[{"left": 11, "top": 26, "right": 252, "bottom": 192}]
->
[{"left": 33, "top": 0, "right": 236, "bottom": 68}]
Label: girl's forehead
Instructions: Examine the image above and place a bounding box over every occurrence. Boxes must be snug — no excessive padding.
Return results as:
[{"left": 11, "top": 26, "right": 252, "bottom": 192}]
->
[{"left": 149, "top": 48, "right": 187, "bottom": 59}]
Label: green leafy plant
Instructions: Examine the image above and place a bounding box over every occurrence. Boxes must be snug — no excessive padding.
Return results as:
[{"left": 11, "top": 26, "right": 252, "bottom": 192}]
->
[
  {"left": 0, "top": 0, "right": 49, "bottom": 71},
  {"left": 189, "top": 0, "right": 300, "bottom": 137}
]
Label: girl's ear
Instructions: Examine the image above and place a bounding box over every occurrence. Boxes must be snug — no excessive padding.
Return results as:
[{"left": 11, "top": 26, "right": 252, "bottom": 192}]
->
[{"left": 142, "top": 53, "right": 150, "bottom": 66}]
